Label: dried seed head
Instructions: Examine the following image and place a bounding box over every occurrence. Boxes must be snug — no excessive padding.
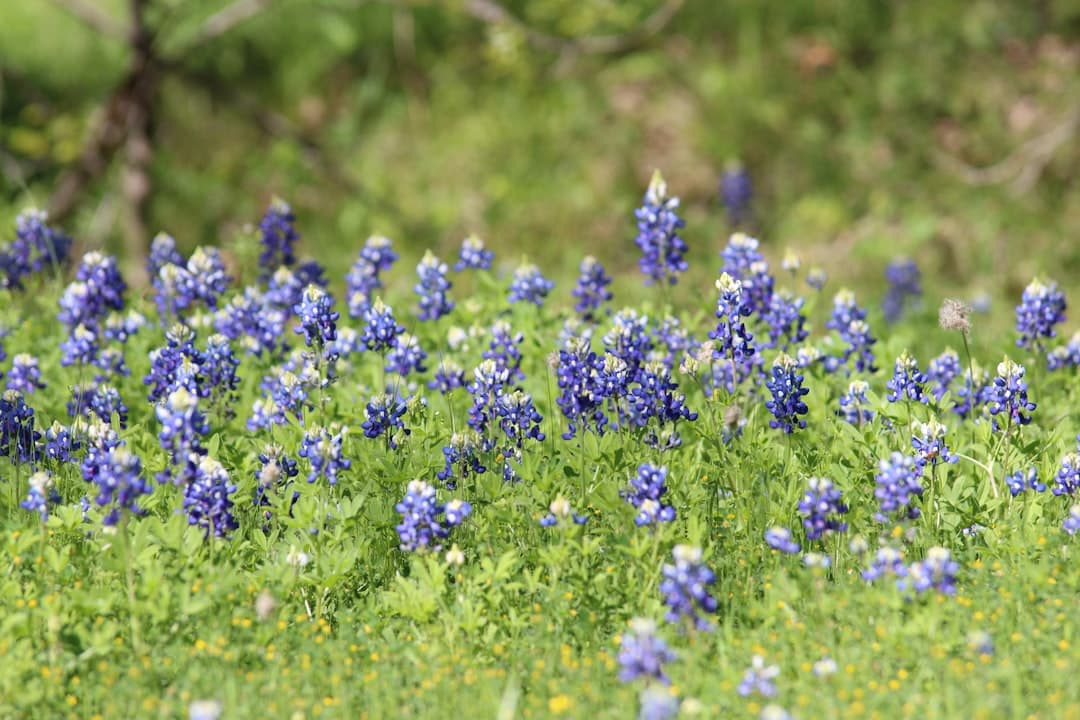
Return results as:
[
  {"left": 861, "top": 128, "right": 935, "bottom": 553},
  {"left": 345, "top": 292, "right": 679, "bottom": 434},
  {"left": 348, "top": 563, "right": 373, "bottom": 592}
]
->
[{"left": 939, "top": 298, "right": 972, "bottom": 333}]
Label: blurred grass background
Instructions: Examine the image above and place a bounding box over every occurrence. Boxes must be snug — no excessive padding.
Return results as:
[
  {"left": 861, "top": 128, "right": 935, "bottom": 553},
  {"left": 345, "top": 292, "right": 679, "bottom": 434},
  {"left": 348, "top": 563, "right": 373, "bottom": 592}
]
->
[{"left": 0, "top": 0, "right": 1078, "bottom": 303}]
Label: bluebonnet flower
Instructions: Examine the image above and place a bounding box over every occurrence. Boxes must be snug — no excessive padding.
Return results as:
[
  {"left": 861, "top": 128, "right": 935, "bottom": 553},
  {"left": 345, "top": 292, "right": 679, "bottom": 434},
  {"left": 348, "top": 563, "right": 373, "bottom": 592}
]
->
[
  {"left": 467, "top": 359, "right": 510, "bottom": 438},
  {"left": 764, "top": 527, "right": 800, "bottom": 554},
  {"left": 634, "top": 171, "right": 688, "bottom": 286},
  {"left": 618, "top": 618, "right": 677, "bottom": 684},
  {"left": 798, "top": 477, "right": 849, "bottom": 540},
  {"left": 659, "top": 545, "right": 717, "bottom": 630},
  {"left": 249, "top": 368, "right": 311, "bottom": 428},
  {"left": 438, "top": 431, "right": 487, "bottom": 489},
  {"left": 87, "top": 384, "right": 128, "bottom": 427},
  {"left": 630, "top": 361, "right": 698, "bottom": 443},
  {"left": 145, "top": 325, "right": 205, "bottom": 403},
  {"left": 719, "top": 233, "right": 763, "bottom": 285},
  {"left": 2, "top": 209, "right": 71, "bottom": 289},
  {"left": 293, "top": 284, "right": 338, "bottom": 349},
  {"left": 901, "top": 546, "right": 959, "bottom": 595},
  {"left": 988, "top": 357, "right": 1036, "bottom": 427},
  {"left": 762, "top": 289, "right": 808, "bottom": 351},
  {"left": 1047, "top": 331, "right": 1080, "bottom": 371},
  {"left": 623, "top": 463, "right": 676, "bottom": 526},
  {"left": 508, "top": 262, "right": 554, "bottom": 306},
  {"left": 215, "top": 287, "right": 288, "bottom": 357},
  {"left": 911, "top": 419, "right": 958, "bottom": 469},
  {"left": 362, "top": 393, "right": 410, "bottom": 448},
  {"left": 737, "top": 655, "right": 780, "bottom": 698},
  {"left": 554, "top": 338, "right": 608, "bottom": 440},
  {"left": 837, "top": 380, "right": 874, "bottom": 425},
  {"left": 886, "top": 351, "right": 929, "bottom": 404},
  {"left": 883, "top": 258, "right": 921, "bottom": 324},
  {"left": 708, "top": 273, "right": 755, "bottom": 365},
  {"left": 156, "top": 387, "right": 209, "bottom": 485},
  {"left": 86, "top": 444, "right": 151, "bottom": 526},
  {"left": 652, "top": 315, "right": 695, "bottom": 370},
  {"left": 344, "top": 260, "right": 379, "bottom": 318},
  {"left": 360, "top": 298, "right": 405, "bottom": 353},
  {"left": 952, "top": 365, "right": 991, "bottom": 421},
  {"left": 1006, "top": 468, "right": 1045, "bottom": 497},
  {"left": 103, "top": 309, "right": 146, "bottom": 345},
  {"left": 414, "top": 251, "right": 454, "bottom": 321},
  {"left": 826, "top": 289, "right": 867, "bottom": 332},
  {"left": 395, "top": 480, "right": 470, "bottom": 552},
  {"left": 428, "top": 359, "right": 465, "bottom": 394},
  {"left": 453, "top": 234, "right": 494, "bottom": 271},
  {"left": 806, "top": 267, "right": 827, "bottom": 291},
  {"left": 21, "top": 471, "right": 54, "bottom": 521},
  {"left": 385, "top": 333, "right": 427, "bottom": 377},
  {"left": 862, "top": 546, "right": 906, "bottom": 582},
  {"left": 496, "top": 389, "right": 545, "bottom": 453},
  {"left": 604, "top": 309, "right": 654, "bottom": 378},
  {"left": 253, "top": 445, "right": 300, "bottom": 520},
  {"left": 1053, "top": 453, "right": 1080, "bottom": 497},
  {"left": 719, "top": 162, "right": 752, "bottom": 225},
  {"left": 483, "top": 320, "right": 525, "bottom": 380},
  {"left": 258, "top": 198, "right": 300, "bottom": 274},
  {"left": 572, "top": 256, "right": 613, "bottom": 321},
  {"left": 44, "top": 421, "right": 80, "bottom": 464},
  {"left": 184, "top": 457, "right": 238, "bottom": 539},
  {"left": 539, "top": 496, "right": 589, "bottom": 526},
  {"left": 825, "top": 291, "right": 877, "bottom": 373},
  {"left": 179, "top": 247, "right": 230, "bottom": 310},
  {"left": 299, "top": 425, "right": 351, "bottom": 484},
  {"left": 0, "top": 389, "right": 40, "bottom": 463},
  {"left": 927, "top": 349, "right": 962, "bottom": 401},
  {"left": 874, "top": 452, "right": 923, "bottom": 522},
  {"left": 357, "top": 234, "right": 398, "bottom": 274},
  {"left": 1064, "top": 505, "right": 1080, "bottom": 535},
  {"left": 152, "top": 263, "right": 193, "bottom": 322},
  {"left": 765, "top": 354, "right": 809, "bottom": 433},
  {"left": 265, "top": 266, "right": 306, "bottom": 311},
  {"left": 6, "top": 354, "right": 44, "bottom": 394},
  {"left": 201, "top": 334, "right": 241, "bottom": 413},
  {"left": 60, "top": 323, "right": 102, "bottom": 367},
  {"left": 147, "top": 232, "right": 184, "bottom": 279},
  {"left": 1015, "top": 278, "right": 1066, "bottom": 350},
  {"left": 638, "top": 686, "right": 680, "bottom": 720}
]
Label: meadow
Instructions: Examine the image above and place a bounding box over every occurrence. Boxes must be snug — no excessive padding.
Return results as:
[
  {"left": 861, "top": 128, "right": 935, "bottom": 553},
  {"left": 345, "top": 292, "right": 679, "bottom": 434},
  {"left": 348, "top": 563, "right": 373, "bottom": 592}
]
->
[{"left": 1, "top": 174, "right": 1079, "bottom": 720}]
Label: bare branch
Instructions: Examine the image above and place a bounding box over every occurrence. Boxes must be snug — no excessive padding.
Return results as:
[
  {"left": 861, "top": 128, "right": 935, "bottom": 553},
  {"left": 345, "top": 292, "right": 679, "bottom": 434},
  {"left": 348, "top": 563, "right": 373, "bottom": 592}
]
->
[{"left": 48, "top": 0, "right": 129, "bottom": 40}]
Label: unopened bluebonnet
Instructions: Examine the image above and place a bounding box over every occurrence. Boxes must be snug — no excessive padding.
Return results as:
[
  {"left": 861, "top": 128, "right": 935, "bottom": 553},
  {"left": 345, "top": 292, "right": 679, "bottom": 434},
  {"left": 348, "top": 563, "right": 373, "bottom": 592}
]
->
[
  {"left": 659, "top": 545, "right": 717, "bottom": 630},
  {"left": 87, "top": 445, "right": 151, "bottom": 526},
  {"left": 572, "top": 256, "right": 613, "bottom": 321},
  {"left": 709, "top": 273, "right": 755, "bottom": 365},
  {"left": 258, "top": 198, "right": 300, "bottom": 275},
  {"left": 882, "top": 258, "right": 921, "bottom": 324},
  {"left": 395, "top": 480, "right": 470, "bottom": 552},
  {"left": 886, "top": 351, "right": 928, "bottom": 404},
  {"left": 453, "top": 235, "right": 494, "bottom": 271},
  {"left": 901, "top": 546, "right": 959, "bottom": 595},
  {"left": 483, "top": 320, "right": 525, "bottom": 380},
  {"left": 623, "top": 463, "right": 676, "bottom": 526},
  {"left": 299, "top": 425, "right": 351, "bottom": 484},
  {"left": 6, "top": 354, "right": 44, "bottom": 394},
  {"left": 737, "top": 655, "right": 780, "bottom": 698},
  {"left": 911, "top": 418, "right": 958, "bottom": 469},
  {"left": 415, "top": 251, "right": 454, "bottom": 321},
  {"left": 1053, "top": 453, "right": 1080, "bottom": 496},
  {"left": 719, "top": 162, "right": 752, "bottom": 225},
  {"left": 1015, "top": 278, "right": 1066, "bottom": 350},
  {"left": 874, "top": 452, "right": 923, "bottom": 522},
  {"left": 428, "top": 359, "right": 465, "bottom": 394},
  {"left": 927, "top": 349, "right": 961, "bottom": 401},
  {"left": 0, "top": 390, "right": 40, "bottom": 463},
  {"left": 508, "top": 262, "right": 554, "bottom": 306},
  {"left": 1048, "top": 331, "right": 1080, "bottom": 370},
  {"left": 156, "top": 387, "right": 209, "bottom": 484},
  {"left": 539, "top": 496, "right": 589, "bottom": 526},
  {"left": 765, "top": 354, "right": 809, "bottom": 433},
  {"left": 1006, "top": 468, "right": 1045, "bottom": 497},
  {"left": 293, "top": 284, "right": 338, "bottom": 350},
  {"left": 862, "top": 546, "right": 906, "bottom": 582},
  {"left": 618, "top": 617, "right": 677, "bottom": 684},
  {"left": 837, "top": 380, "right": 874, "bottom": 425},
  {"left": 184, "top": 457, "right": 238, "bottom": 539},
  {"left": 362, "top": 393, "right": 410, "bottom": 448},
  {"left": 360, "top": 298, "right": 405, "bottom": 353},
  {"left": 987, "top": 357, "right": 1036, "bottom": 427},
  {"left": 1063, "top": 505, "right": 1080, "bottom": 535},
  {"left": 764, "top": 527, "right": 800, "bottom": 554},
  {"left": 634, "top": 171, "right": 688, "bottom": 286},
  {"left": 21, "top": 471, "right": 54, "bottom": 521},
  {"left": 438, "top": 431, "right": 487, "bottom": 489},
  {"left": 798, "top": 477, "right": 848, "bottom": 540}
]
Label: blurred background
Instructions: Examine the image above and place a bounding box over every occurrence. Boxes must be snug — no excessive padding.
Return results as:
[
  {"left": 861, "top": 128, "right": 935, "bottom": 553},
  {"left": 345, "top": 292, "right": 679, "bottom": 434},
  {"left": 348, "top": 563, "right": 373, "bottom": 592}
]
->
[{"left": 1, "top": 0, "right": 1078, "bottom": 299}]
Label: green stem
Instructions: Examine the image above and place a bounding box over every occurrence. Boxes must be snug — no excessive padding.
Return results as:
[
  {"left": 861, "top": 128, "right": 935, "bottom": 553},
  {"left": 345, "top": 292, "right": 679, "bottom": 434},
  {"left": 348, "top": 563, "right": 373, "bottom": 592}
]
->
[{"left": 119, "top": 517, "right": 145, "bottom": 657}]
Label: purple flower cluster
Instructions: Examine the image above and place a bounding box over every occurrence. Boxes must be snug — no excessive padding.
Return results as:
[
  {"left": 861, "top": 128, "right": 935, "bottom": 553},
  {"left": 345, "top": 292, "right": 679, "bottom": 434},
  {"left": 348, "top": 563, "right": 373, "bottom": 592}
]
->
[
  {"left": 882, "top": 258, "right": 921, "bottom": 324},
  {"left": 885, "top": 352, "right": 928, "bottom": 404},
  {"left": 453, "top": 235, "right": 493, "bottom": 272},
  {"left": 183, "top": 457, "right": 238, "bottom": 539},
  {"left": 1006, "top": 468, "right": 1045, "bottom": 497},
  {"left": 346, "top": 236, "right": 398, "bottom": 316},
  {"left": 634, "top": 171, "right": 688, "bottom": 286},
  {"left": 415, "top": 251, "right": 454, "bottom": 321},
  {"left": 394, "top": 480, "right": 471, "bottom": 552},
  {"left": 873, "top": 452, "right": 923, "bottom": 522},
  {"left": 797, "top": 477, "right": 848, "bottom": 540},
  {"left": 258, "top": 198, "right": 300, "bottom": 275},
  {"left": 911, "top": 419, "right": 958, "bottom": 470},
  {"left": 622, "top": 463, "right": 676, "bottom": 526},
  {"left": 508, "top": 263, "right": 554, "bottom": 306},
  {"left": 719, "top": 163, "right": 752, "bottom": 225},
  {"left": 659, "top": 545, "right": 717, "bottom": 630},
  {"left": 765, "top": 527, "right": 800, "bottom": 554},
  {"left": 572, "top": 256, "right": 613, "bottom": 321},
  {"left": 1, "top": 209, "right": 72, "bottom": 290},
  {"left": 837, "top": 380, "right": 874, "bottom": 426},
  {"left": 1015, "top": 278, "right": 1066, "bottom": 350},
  {"left": 618, "top": 618, "right": 677, "bottom": 684},
  {"left": 987, "top": 358, "right": 1036, "bottom": 427},
  {"left": 764, "top": 354, "right": 809, "bottom": 433},
  {"left": 299, "top": 425, "right": 351, "bottom": 484},
  {"left": 362, "top": 393, "right": 410, "bottom": 449},
  {"left": 1, "top": 390, "right": 40, "bottom": 464},
  {"left": 709, "top": 273, "right": 755, "bottom": 367}
]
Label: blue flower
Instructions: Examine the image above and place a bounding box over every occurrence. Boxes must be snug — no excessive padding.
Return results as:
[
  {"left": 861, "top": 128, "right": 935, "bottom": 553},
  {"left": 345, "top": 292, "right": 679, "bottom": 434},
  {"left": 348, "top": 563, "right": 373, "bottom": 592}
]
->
[
  {"left": 438, "top": 431, "right": 487, "bottom": 489},
  {"left": 428, "top": 359, "right": 465, "bottom": 394},
  {"left": 253, "top": 444, "right": 300, "bottom": 521},
  {"left": 1053, "top": 453, "right": 1080, "bottom": 497},
  {"left": 911, "top": 419, "right": 958, "bottom": 469},
  {"left": 483, "top": 320, "right": 525, "bottom": 380},
  {"left": 453, "top": 235, "right": 494, "bottom": 271},
  {"left": 708, "top": 273, "right": 755, "bottom": 366},
  {"left": 183, "top": 457, "right": 238, "bottom": 539},
  {"left": 1015, "top": 278, "right": 1066, "bottom": 351},
  {"left": 508, "top": 263, "right": 554, "bottom": 306},
  {"left": 85, "top": 444, "right": 151, "bottom": 527},
  {"left": 797, "top": 477, "right": 848, "bottom": 540},
  {"left": 900, "top": 546, "right": 958, "bottom": 595},
  {"left": 764, "top": 527, "right": 800, "bottom": 554},
  {"left": 634, "top": 171, "right": 688, "bottom": 286},
  {"left": 883, "top": 258, "right": 921, "bottom": 324},
  {"left": 1006, "top": 467, "right": 1045, "bottom": 497},
  {"left": 764, "top": 354, "right": 809, "bottom": 433},
  {"left": 258, "top": 198, "right": 300, "bottom": 275},
  {"left": 719, "top": 163, "right": 753, "bottom": 225},
  {"left": 762, "top": 289, "right": 808, "bottom": 351},
  {"left": 360, "top": 298, "right": 405, "bottom": 353},
  {"left": 886, "top": 351, "right": 929, "bottom": 404},
  {"left": 147, "top": 232, "right": 184, "bottom": 279},
  {"left": 180, "top": 247, "right": 231, "bottom": 310},
  {"left": 927, "top": 349, "right": 961, "bottom": 401},
  {"left": 6, "top": 354, "right": 44, "bottom": 394},
  {"left": 660, "top": 545, "right": 717, "bottom": 630},
  {"left": 1047, "top": 331, "right": 1080, "bottom": 371},
  {"left": 156, "top": 387, "right": 209, "bottom": 485},
  {"left": 618, "top": 618, "right": 677, "bottom": 684},
  {"left": 362, "top": 393, "right": 410, "bottom": 448},
  {"left": 44, "top": 421, "right": 80, "bottom": 464},
  {"left": 415, "top": 251, "right": 454, "bottom": 321},
  {"left": 837, "top": 380, "right": 874, "bottom": 425},
  {"left": 299, "top": 425, "right": 351, "bottom": 484},
  {"left": 874, "top": 452, "right": 923, "bottom": 522},
  {"left": 1064, "top": 505, "right": 1080, "bottom": 535},
  {"left": 2, "top": 209, "right": 72, "bottom": 289},
  {"left": 394, "top": 480, "right": 470, "bottom": 552},
  {"left": 21, "top": 471, "right": 54, "bottom": 521},
  {"left": 467, "top": 359, "right": 510, "bottom": 438},
  {"left": 825, "top": 290, "right": 877, "bottom": 373},
  {"left": 623, "top": 463, "right": 676, "bottom": 526},
  {"left": 496, "top": 389, "right": 545, "bottom": 451},
  {"left": 214, "top": 287, "right": 288, "bottom": 357},
  {"left": 862, "top": 546, "right": 906, "bottom": 582},
  {"left": 638, "top": 686, "right": 680, "bottom": 720},
  {"left": 345, "top": 235, "right": 397, "bottom": 316},
  {"left": 293, "top": 284, "right": 339, "bottom": 350},
  {"left": 539, "top": 496, "right": 589, "bottom": 527},
  {"left": 0, "top": 389, "right": 40, "bottom": 464},
  {"left": 987, "top": 357, "right": 1036, "bottom": 427},
  {"left": 385, "top": 333, "right": 427, "bottom": 377},
  {"left": 555, "top": 338, "right": 609, "bottom": 440},
  {"left": 738, "top": 655, "right": 780, "bottom": 698},
  {"left": 572, "top": 256, "right": 613, "bottom": 321}
]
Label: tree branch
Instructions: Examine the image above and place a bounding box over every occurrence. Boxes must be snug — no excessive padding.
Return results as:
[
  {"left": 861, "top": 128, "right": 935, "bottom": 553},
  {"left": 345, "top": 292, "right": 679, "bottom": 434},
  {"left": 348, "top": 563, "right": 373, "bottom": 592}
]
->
[{"left": 48, "top": 0, "right": 130, "bottom": 40}]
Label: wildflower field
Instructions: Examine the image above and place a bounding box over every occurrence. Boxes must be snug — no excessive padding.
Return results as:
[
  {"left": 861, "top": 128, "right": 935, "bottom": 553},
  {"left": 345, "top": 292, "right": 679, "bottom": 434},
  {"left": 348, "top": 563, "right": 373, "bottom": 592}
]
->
[{"left": 1, "top": 173, "right": 1080, "bottom": 720}]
